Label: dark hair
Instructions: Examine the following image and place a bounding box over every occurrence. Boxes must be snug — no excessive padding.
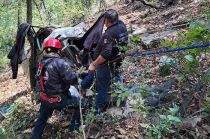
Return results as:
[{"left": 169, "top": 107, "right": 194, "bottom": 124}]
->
[{"left": 104, "top": 9, "right": 118, "bottom": 24}]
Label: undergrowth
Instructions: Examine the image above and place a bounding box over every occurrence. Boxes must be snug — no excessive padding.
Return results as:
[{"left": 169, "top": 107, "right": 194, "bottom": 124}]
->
[{"left": 111, "top": 11, "right": 210, "bottom": 138}]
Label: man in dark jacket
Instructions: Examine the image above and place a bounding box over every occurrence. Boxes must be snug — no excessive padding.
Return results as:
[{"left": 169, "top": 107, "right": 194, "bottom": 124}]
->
[
  {"left": 31, "top": 38, "right": 80, "bottom": 139},
  {"left": 88, "top": 9, "right": 128, "bottom": 113}
]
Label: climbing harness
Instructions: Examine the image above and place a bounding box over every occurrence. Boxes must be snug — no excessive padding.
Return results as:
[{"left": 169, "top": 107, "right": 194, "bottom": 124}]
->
[{"left": 36, "top": 58, "right": 62, "bottom": 103}]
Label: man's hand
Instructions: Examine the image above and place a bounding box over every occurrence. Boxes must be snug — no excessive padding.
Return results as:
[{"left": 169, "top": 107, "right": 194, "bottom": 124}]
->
[
  {"left": 88, "top": 55, "right": 107, "bottom": 72},
  {"left": 88, "top": 63, "right": 96, "bottom": 72}
]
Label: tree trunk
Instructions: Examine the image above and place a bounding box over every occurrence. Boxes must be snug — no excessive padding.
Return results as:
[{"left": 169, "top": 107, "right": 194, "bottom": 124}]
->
[
  {"left": 18, "top": 0, "right": 23, "bottom": 26},
  {"left": 27, "top": 0, "right": 32, "bottom": 24}
]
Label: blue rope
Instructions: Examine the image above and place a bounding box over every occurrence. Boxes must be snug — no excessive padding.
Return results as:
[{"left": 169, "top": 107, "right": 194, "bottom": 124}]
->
[{"left": 127, "top": 42, "right": 210, "bottom": 57}]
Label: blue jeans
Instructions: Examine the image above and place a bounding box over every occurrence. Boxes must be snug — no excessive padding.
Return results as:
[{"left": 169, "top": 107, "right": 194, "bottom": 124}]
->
[
  {"left": 31, "top": 96, "right": 80, "bottom": 139},
  {"left": 81, "top": 72, "right": 95, "bottom": 90},
  {"left": 95, "top": 64, "right": 112, "bottom": 110}
]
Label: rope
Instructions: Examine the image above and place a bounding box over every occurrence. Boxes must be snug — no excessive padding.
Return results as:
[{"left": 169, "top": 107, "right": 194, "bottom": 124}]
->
[
  {"left": 127, "top": 42, "right": 210, "bottom": 58},
  {"left": 107, "top": 42, "right": 210, "bottom": 64}
]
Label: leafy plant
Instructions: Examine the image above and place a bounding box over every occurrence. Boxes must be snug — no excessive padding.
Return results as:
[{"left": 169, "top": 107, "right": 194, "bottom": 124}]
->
[
  {"left": 1, "top": 102, "right": 37, "bottom": 138},
  {"left": 159, "top": 64, "right": 171, "bottom": 77},
  {"left": 161, "top": 17, "right": 210, "bottom": 83},
  {"left": 203, "top": 91, "right": 210, "bottom": 116},
  {"left": 130, "top": 35, "right": 141, "bottom": 45},
  {"left": 146, "top": 107, "right": 181, "bottom": 139},
  {"left": 0, "top": 128, "right": 7, "bottom": 139}
]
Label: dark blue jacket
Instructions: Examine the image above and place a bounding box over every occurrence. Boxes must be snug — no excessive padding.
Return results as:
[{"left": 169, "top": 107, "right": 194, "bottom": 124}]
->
[
  {"left": 94, "top": 20, "right": 128, "bottom": 60},
  {"left": 40, "top": 54, "right": 77, "bottom": 96}
]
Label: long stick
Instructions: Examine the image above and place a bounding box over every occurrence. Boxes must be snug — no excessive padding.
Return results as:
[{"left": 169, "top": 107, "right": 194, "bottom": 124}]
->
[{"left": 79, "top": 96, "right": 86, "bottom": 139}]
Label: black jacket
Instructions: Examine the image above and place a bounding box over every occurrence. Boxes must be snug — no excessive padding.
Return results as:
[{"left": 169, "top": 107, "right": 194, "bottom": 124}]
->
[
  {"left": 40, "top": 54, "right": 77, "bottom": 96},
  {"left": 7, "top": 23, "right": 30, "bottom": 79},
  {"left": 93, "top": 20, "right": 128, "bottom": 60}
]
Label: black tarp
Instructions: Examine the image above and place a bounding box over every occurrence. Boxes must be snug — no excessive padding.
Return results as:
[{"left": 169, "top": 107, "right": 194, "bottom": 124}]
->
[{"left": 74, "top": 14, "right": 105, "bottom": 50}]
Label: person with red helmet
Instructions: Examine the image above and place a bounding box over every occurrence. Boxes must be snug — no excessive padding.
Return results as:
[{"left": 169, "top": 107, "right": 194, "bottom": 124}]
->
[{"left": 31, "top": 38, "right": 80, "bottom": 139}]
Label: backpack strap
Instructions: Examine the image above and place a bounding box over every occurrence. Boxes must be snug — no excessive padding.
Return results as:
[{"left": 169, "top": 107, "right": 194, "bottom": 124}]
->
[{"left": 36, "top": 58, "right": 54, "bottom": 92}]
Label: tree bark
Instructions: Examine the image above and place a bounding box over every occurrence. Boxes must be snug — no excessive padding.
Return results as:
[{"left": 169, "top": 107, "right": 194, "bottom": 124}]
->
[
  {"left": 27, "top": 0, "right": 32, "bottom": 24},
  {"left": 18, "top": 0, "right": 23, "bottom": 26},
  {"left": 33, "top": 0, "right": 43, "bottom": 23}
]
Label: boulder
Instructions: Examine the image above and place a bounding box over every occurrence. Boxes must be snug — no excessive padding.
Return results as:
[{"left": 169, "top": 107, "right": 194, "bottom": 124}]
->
[
  {"left": 132, "top": 27, "right": 147, "bottom": 35},
  {"left": 141, "top": 30, "right": 177, "bottom": 49},
  {"left": 159, "top": 55, "right": 178, "bottom": 64},
  {"left": 145, "top": 79, "right": 176, "bottom": 107}
]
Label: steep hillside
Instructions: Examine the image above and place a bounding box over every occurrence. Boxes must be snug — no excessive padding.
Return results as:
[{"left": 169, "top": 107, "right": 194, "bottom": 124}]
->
[{"left": 0, "top": 0, "right": 209, "bottom": 139}]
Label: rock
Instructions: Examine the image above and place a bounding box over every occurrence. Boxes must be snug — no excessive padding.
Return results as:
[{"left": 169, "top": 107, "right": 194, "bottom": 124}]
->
[
  {"left": 141, "top": 30, "right": 177, "bottom": 49},
  {"left": 132, "top": 27, "right": 147, "bottom": 35},
  {"left": 158, "top": 55, "right": 179, "bottom": 77},
  {"left": 159, "top": 55, "right": 178, "bottom": 65},
  {"left": 116, "top": 128, "right": 127, "bottom": 135},
  {"left": 152, "top": 79, "right": 176, "bottom": 94},
  {"left": 117, "top": 135, "right": 126, "bottom": 139},
  {"left": 182, "top": 116, "right": 202, "bottom": 129},
  {"left": 194, "top": 0, "right": 202, "bottom": 4},
  {"left": 111, "top": 136, "right": 116, "bottom": 139},
  {"left": 115, "top": 79, "right": 176, "bottom": 108},
  {"left": 124, "top": 136, "right": 129, "bottom": 139},
  {"left": 145, "top": 96, "right": 159, "bottom": 107},
  {"left": 160, "top": 0, "right": 179, "bottom": 7},
  {"left": 202, "top": 125, "right": 210, "bottom": 134},
  {"left": 106, "top": 107, "right": 123, "bottom": 116},
  {"left": 145, "top": 79, "right": 176, "bottom": 107}
]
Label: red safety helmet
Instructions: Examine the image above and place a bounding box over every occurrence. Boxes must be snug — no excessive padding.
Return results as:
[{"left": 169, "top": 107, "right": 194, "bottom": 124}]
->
[{"left": 44, "top": 38, "right": 62, "bottom": 49}]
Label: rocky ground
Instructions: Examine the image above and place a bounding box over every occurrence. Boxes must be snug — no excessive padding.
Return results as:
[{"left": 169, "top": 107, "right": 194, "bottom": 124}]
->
[{"left": 0, "top": 0, "right": 209, "bottom": 139}]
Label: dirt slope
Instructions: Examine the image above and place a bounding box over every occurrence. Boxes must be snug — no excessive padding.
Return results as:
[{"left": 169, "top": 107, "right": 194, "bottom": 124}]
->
[{"left": 0, "top": 0, "right": 209, "bottom": 138}]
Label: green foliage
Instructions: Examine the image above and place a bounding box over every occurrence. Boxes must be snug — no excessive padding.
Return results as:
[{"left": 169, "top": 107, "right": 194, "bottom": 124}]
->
[
  {"left": 39, "top": 0, "right": 87, "bottom": 26},
  {"left": 0, "top": 55, "right": 8, "bottom": 72},
  {"left": 1, "top": 102, "right": 37, "bottom": 138},
  {"left": 203, "top": 91, "right": 210, "bottom": 116},
  {"left": 111, "top": 82, "right": 131, "bottom": 107},
  {"left": 0, "top": 128, "right": 7, "bottom": 139},
  {"left": 159, "top": 64, "right": 171, "bottom": 77},
  {"left": 162, "top": 16, "right": 210, "bottom": 81},
  {"left": 0, "top": 0, "right": 94, "bottom": 72},
  {"left": 112, "top": 82, "right": 150, "bottom": 107},
  {"left": 130, "top": 35, "right": 141, "bottom": 45},
  {"left": 85, "top": 108, "right": 96, "bottom": 124},
  {"left": 146, "top": 107, "right": 181, "bottom": 139},
  {"left": 119, "top": 44, "right": 132, "bottom": 52},
  {"left": 0, "top": 2, "right": 17, "bottom": 57}
]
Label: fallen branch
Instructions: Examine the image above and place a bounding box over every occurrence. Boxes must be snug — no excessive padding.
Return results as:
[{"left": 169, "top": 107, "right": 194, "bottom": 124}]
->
[
  {"left": 135, "top": 0, "right": 160, "bottom": 9},
  {"left": 187, "top": 108, "right": 205, "bottom": 117}
]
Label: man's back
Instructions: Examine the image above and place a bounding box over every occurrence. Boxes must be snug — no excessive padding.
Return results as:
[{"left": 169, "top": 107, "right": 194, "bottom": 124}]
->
[
  {"left": 41, "top": 54, "right": 77, "bottom": 96},
  {"left": 94, "top": 20, "right": 128, "bottom": 60}
]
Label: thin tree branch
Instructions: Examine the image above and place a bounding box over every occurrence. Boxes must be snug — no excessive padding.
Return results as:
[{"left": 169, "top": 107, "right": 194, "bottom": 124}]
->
[{"left": 33, "top": 0, "right": 44, "bottom": 24}]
